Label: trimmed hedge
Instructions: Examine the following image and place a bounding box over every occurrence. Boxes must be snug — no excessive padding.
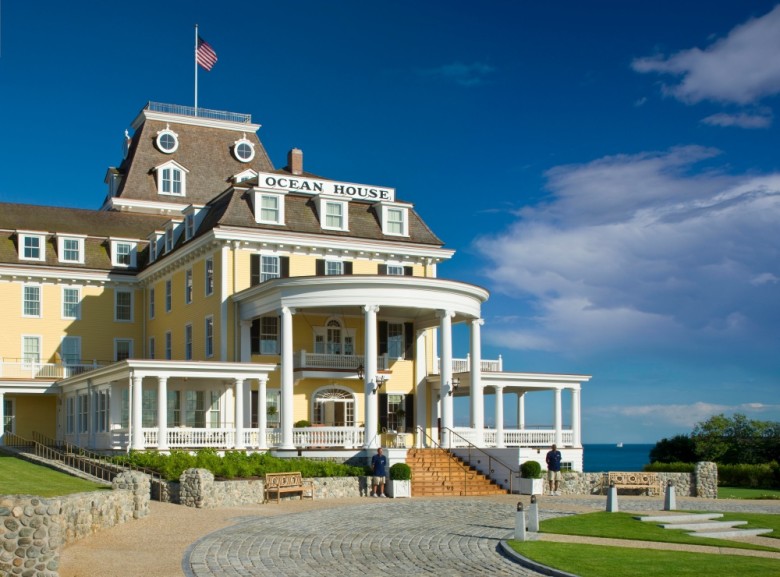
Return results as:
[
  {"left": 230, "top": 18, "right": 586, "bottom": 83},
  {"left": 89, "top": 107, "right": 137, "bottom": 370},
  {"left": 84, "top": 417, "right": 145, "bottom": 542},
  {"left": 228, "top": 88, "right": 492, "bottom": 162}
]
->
[
  {"left": 644, "top": 462, "right": 696, "bottom": 473},
  {"left": 644, "top": 460, "right": 780, "bottom": 488}
]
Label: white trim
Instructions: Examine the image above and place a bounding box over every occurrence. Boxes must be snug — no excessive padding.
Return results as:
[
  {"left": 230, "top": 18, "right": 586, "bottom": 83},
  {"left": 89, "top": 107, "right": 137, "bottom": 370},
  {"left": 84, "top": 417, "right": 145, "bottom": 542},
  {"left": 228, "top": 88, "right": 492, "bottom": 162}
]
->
[
  {"left": 155, "top": 126, "right": 179, "bottom": 154},
  {"left": 57, "top": 235, "right": 86, "bottom": 264},
  {"left": 18, "top": 232, "right": 46, "bottom": 262},
  {"left": 232, "top": 136, "right": 255, "bottom": 162}
]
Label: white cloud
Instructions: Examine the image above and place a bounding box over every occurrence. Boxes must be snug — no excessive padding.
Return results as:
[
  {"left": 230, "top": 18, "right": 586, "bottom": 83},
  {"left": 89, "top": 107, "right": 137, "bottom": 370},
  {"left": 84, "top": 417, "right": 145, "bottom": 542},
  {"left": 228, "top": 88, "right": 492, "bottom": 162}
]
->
[
  {"left": 418, "top": 61, "right": 495, "bottom": 86},
  {"left": 474, "top": 147, "right": 780, "bottom": 356},
  {"left": 701, "top": 110, "right": 773, "bottom": 129},
  {"left": 632, "top": 5, "right": 780, "bottom": 105},
  {"left": 589, "top": 402, "right": 780, "bottom": 429}
]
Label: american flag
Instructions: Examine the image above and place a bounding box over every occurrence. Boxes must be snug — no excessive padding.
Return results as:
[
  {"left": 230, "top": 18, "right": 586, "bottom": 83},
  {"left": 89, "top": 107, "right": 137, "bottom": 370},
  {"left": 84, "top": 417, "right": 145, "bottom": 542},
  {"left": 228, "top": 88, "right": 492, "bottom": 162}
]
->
[{"left": 197, "top": 37, "right": 218, "bottom": 71}]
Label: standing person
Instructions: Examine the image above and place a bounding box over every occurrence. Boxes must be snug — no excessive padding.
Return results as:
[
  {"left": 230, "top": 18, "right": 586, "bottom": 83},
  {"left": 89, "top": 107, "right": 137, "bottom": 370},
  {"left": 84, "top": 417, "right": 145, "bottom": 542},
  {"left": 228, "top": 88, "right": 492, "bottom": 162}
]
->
[
  {"left": 546, "top": 444, "right": 562, "bottom": 495},
  {"left": 371, "top": 447, "right": 388, "bottom": 497}
]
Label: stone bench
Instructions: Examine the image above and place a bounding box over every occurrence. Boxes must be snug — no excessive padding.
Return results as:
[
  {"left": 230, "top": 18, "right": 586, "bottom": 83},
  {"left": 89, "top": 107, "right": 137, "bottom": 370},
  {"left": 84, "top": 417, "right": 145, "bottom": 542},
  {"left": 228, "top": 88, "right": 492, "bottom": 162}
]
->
[
  {"left": 605, "top": 471, "right": 661, "bottom": 496},
  {"left": 263, "top": 471, "right": 315, "bottom": 504}
]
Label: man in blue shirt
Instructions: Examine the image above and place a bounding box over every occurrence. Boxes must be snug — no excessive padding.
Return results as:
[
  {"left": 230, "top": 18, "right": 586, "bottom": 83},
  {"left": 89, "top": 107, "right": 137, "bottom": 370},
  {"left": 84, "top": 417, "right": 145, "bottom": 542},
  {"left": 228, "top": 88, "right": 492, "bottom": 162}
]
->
[
  {"left": 546, "top": 444, "right": 562, "bottom": 495},
  {"left": 371, "top": 447, "right": 388, "bottom": 497}
]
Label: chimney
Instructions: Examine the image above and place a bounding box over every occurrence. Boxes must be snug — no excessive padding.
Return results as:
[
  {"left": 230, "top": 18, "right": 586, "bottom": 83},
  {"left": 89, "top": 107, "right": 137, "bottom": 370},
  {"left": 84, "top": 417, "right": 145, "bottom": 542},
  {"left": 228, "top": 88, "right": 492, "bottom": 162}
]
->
[{"left": 288, "top": 148, "right": 303, "bottom": 176}]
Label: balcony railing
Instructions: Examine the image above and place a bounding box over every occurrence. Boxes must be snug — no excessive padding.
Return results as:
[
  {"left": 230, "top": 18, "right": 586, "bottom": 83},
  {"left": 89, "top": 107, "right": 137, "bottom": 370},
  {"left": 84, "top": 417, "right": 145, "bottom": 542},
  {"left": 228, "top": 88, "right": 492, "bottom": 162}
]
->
[
  {"left": 146, "top": 101, "right": 252, "bottom": 124},
  {"left": 451, "top": 427, "right": 573, "bottom": 448},
  {"left": 293, "top": 351, "right": 389, "bottom": 371},
  {"left": 0, "top": 359, "right": 108, "bottom": 380},
  {"left": 434, "top": 354, "right": 503, "bottom": 374}
]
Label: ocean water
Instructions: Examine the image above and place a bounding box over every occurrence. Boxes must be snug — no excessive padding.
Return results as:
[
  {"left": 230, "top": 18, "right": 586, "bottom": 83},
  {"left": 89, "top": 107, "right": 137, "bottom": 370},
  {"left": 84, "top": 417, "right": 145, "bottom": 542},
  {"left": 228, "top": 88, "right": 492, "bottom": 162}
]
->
[{"left": 582, "top": 443, "right": 654, "bottom": 472}]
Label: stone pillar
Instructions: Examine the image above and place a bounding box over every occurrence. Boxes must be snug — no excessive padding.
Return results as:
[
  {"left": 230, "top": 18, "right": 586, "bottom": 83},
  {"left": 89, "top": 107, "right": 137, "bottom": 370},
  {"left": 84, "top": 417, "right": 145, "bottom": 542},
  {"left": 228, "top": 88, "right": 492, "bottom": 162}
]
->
[
  {"left": 571, "top": 386, "right": 582, "bottom": 448},
  {"left": 553, "top": 387, "right": 563, "bottom": 447},
  {"left": 695, "top": 461, "right": 718, "bottom": 498},
  {"left": 494, "top": 385, "right": 505, "bottom": 448},
  {"left": 280, "top": 306, "right": 295, "bottom": 449},
  {"left": 234, "top": 378, "right": 245, "bottom": 449},
  {"left": 438, "top": 310, "right": 454, "bottom": 448},
  {"left": 363, "top": 305, "right": 380, "bottom": 448},
  {"left": 257, "top": 378, "right": 268, "bottom": 450},
  {"left": 414, "top": 329, "right": 427, "bottom": 448},
  {"left": 157, "top": 376, "right": 169, "bottom": 451},
  {"left": 470, "top": 318, "right": 484, "bottom": 446},
  {"left": 131, "top": 375, "right": 144, "bottom": 450}
]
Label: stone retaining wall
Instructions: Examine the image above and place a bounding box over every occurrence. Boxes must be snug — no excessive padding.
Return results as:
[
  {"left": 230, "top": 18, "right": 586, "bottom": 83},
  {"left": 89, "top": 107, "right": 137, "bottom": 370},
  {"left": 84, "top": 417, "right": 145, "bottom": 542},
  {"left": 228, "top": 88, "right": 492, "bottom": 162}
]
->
[{"left": 0, "top": 471, "right": 149, "bottom": 577}]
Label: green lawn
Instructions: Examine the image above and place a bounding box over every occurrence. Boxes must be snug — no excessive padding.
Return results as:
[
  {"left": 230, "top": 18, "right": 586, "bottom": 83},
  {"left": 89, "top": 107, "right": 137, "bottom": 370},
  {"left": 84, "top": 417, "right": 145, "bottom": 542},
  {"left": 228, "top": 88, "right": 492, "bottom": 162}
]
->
[
  {"left": 0, "top": 454, "right": 109, "bottom": 497},
  {"left": 719, "top": 486, "right": 780, "bottom": 500}
]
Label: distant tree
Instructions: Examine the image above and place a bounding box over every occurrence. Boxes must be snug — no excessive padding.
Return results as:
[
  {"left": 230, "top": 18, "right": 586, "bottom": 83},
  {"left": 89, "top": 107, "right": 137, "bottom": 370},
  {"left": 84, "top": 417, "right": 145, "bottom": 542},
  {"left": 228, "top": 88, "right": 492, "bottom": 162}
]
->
[
  {"left": 691, "top": 413, "right": 779, "bottom": 465},
  {"left": 649, "top": 434, "right": 698, "bottom": 463}
]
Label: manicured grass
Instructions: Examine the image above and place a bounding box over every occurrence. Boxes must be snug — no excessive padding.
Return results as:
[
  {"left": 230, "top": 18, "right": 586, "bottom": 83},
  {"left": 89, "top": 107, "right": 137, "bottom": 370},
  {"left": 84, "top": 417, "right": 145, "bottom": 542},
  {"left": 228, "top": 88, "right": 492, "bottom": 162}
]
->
[
  {"left": 0, "top": 454, "right": 108, "bottom": 497},
  {"left": 719, "top": 486, "right": 780, "bottom": 500},
  {"left": 539, "top": 511, "right": 779, "bottom": 552},
  {"left": 508, "top": 542, "right": 780, "bottom": 577}
]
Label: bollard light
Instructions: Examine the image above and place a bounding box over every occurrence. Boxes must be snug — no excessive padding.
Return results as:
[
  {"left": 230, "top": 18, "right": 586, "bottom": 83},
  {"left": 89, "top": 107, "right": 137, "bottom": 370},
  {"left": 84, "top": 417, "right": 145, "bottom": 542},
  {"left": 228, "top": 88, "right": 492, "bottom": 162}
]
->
[
  {"left": 530, "top": 495, "right": 537, "bottom": 504},
  {"left": 517, "top": 501, "right": 524, "bottom": 511}
]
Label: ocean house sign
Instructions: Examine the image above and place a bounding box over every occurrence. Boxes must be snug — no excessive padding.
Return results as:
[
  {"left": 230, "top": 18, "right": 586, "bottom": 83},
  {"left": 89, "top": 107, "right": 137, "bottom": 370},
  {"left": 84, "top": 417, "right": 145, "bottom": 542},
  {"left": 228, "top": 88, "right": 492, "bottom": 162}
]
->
[{"left": 256, "top": 171, "right": 396, "bottom": 202}]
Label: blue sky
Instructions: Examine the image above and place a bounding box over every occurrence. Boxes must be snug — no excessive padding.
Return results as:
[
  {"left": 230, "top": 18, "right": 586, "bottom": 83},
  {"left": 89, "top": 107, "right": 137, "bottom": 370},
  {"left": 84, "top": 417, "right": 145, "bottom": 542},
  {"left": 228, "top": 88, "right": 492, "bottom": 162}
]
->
[{"left": 1, "top": 1, "right": 778, "bottom": 443}]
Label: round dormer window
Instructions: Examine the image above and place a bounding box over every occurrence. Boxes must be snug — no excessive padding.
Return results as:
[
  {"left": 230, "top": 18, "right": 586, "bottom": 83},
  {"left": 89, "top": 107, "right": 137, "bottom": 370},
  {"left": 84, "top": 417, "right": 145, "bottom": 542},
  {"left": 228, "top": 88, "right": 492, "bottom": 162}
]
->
[
  {"left": 233, "top": 137, "right": 255, "bottom": 162},
  {"left": 156, "top": 128, "right": 179, "bottom": 154}
]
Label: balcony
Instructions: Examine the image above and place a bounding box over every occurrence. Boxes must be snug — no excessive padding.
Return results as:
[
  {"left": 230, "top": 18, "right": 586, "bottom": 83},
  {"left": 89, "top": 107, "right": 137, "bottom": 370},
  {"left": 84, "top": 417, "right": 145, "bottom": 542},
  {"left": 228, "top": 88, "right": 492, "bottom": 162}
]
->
[{"left": 0, "top": 358, "right": 108, "bottom": 380}]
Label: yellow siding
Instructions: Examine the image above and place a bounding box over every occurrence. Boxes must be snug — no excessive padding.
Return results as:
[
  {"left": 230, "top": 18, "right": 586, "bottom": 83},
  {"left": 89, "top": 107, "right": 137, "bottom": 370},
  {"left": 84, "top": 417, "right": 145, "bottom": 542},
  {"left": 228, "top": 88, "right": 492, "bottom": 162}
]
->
[
  {"left": 11, "top": 395, "right": 56, "bottom": 439},
  {"left": 290, "top": 255, "right": 317, "bottom": 277}
]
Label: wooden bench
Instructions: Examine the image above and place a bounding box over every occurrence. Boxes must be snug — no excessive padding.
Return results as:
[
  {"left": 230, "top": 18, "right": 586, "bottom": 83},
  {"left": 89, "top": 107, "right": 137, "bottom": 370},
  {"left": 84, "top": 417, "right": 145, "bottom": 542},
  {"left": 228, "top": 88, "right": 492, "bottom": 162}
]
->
[
  {"left": 263, "top": 472, "right": 315, "bottom": 504},
  {"left": 605, "top": 472, "right": 661, "bottom": 496}
]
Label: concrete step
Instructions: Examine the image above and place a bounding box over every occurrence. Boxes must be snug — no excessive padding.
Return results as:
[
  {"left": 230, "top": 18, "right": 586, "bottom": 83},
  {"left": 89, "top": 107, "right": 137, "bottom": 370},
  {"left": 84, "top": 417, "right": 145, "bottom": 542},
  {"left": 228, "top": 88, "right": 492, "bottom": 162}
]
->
[
  {"left": 689, "top": 528, "right": 773, "bottom": 539},
  {"left": 660, "top": 521, "right": 747, "bottom": 531},
  {"left": 637, "top": 513, "right": 723, "bottom": 523}
]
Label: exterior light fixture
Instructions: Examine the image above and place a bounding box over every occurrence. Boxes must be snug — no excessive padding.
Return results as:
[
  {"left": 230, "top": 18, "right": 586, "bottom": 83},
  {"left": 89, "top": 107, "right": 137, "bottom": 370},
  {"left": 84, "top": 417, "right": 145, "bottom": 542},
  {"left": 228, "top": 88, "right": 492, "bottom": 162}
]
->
[
  {"left": 373, "top": 375, "right": 387, "bottom": 394},
  {"left": 448, "top": 377, "right": 460, "bottom": 396},
  {"left": 356, "top": 364, "right": 364, "bottom": 380}
]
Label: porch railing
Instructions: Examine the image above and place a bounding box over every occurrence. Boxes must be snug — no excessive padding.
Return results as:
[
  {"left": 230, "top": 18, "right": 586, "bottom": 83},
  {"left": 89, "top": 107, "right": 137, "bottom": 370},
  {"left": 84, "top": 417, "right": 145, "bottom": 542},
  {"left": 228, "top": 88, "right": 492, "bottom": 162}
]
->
[
  {"left": 445, "top": 427, "right": 519, "bottom": 493},
  {"left": 140, "top": 426, "right": 365, "bottom": 449},
  {"left": 0, "top": 358, "right": 108, "bottom": 379},
  {"left": 451, "top": 427, "right": 573, "bottom": 448},
  {"left": 433, "top": 354, "right": 503, "bottom": 374}
]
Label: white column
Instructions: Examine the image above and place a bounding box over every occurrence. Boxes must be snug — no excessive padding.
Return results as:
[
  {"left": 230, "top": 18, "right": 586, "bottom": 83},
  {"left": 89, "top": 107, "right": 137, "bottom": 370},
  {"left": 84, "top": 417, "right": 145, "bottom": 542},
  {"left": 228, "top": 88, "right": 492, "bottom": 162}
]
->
[
  {"left": 554, "top": 387, "right": 563, "bottom": 447},
  {"left": 571, "top": 386, "right": 582, "bottom": 448},
  {"left": 0, "top": 392, "right": 5, "bottom": 445},
  {"left": 234, "top": 378, "right": 245, "bottom": 449},
  {"left": 363, "top": 305, "right": 379, "bottom": 448},
  {"left": 438, "top": 310, "right": 454, "bottom": 448},
  {"left": 494, "top": 385, "right": 505, "bottom": 448},
  {"left": 280, "top": 306, "right": 295, "bottom": 449},
  {"left": 414, "top": 329, "right": 427, "bottom": 448},
  {"left": 469, "top": 318, "right": 484, "bottom": 446},
  {"left": 517, "top": 392, "right": 526, "bottom": 430},
  {"left": 131, "top": 375, "right": 144, "bottom": 450},
  {"left": 243, "top": 380, "right": 252, "bottom": 431},
  {"left": 257, "top": 378, "right": 268, "bottom": 450},
  {"left": 240, "top": 320, "right": 252, "bottom": 362},
  {"left": 157, "top": 376, "right": 169, "bottom": 451}
]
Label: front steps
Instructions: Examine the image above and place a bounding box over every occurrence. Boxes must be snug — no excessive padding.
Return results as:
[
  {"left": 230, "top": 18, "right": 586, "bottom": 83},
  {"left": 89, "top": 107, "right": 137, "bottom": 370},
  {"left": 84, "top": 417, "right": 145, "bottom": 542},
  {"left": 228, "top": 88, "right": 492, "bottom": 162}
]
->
[
  {"left": 407, "top": 448, "right": 508, "bottom": 497},
  {"left": 638, "top": 513, "right": 773, "bottom": 539}
]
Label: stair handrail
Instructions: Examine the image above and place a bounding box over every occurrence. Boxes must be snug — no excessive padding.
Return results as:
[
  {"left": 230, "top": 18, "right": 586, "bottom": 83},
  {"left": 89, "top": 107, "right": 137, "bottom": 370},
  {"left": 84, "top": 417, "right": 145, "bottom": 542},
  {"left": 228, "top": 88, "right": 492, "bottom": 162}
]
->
[
  {"left": 415, "top": 426, "right": 487, "bottom": 495},
  {"left": 443, "top": 427, "right": 520, "bottom": 493},
  {"left": 414, "top": 426, "right": 457, "bottom": 492}
]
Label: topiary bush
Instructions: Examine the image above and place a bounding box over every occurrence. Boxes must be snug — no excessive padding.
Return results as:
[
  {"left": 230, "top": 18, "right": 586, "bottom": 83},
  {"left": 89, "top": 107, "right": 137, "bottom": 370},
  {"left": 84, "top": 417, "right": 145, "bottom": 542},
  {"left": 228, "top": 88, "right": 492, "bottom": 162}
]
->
[
  {"left": 520, "top": 460, "right": 542, "bottom": 478},
  {"left": 294, "top": 420, "right": 311, "bottom": 428},
  {"left": 389, "top": 463, "right": 412, "bottom": 481}
]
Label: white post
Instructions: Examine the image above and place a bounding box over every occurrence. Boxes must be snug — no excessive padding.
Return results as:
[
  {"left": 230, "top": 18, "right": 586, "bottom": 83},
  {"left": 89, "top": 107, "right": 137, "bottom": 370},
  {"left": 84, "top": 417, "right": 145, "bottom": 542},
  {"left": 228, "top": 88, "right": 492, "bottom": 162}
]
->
[
  {"left": 234, "top": 378, "right": 245, "bottom": 450},
  {"left": 280, "top": 306, "right": 295, "bottom": 449},
  {"left": 470, "top": 319, "right": 484, "bottom": 447},
  {"left": 494, "top": 385, "right": 505, "bottom": 448},
  {"left": 438, "top": 310, "right": 454, "bottom": 448},
  {"left": 257, "top": 378, "right": 268, "bottom": 450},
  {"left": 131, "top": 375, "right": 144, "bottom": 450},
  {"left": 157, "top": 376, "right": 169, "bottom": 451},
  {"left": 414, "top": 329, "right": 427, "bottom": 448},
  {"left": 194, "top": 24, "right": 199, "bottom": 113},
  {"left": 554, "top": 387, "right": 563, "bottom": 447},
  {"left": 518, "top": 392, "right": 526, "bottom": 430},
  {"left": 363, "top": 305, "right": 379, "bottom": 448},
  {"left": 571, "top": 386, "right": 582, "bottom": 448}
]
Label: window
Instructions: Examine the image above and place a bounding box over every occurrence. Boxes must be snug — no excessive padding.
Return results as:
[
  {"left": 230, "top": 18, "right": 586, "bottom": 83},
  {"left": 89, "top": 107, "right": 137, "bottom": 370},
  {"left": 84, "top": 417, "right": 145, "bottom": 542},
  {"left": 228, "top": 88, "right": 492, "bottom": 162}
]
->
[
  {"left": 205, "top": 316, "right": 214, "bottom": 358},
  {"left": 62, "top": 287, "right": 81, "bottom": 319},
  {"left": 233, "top": 137, "right": 255, "bottom": 162},
  {"left": 66, "top": 397, "right": 75, "bottom": 434},
  {"left": 261, "top": 256, "right": 279, "bottom": 281},
  {"left": 257, "top": 193, "right": 285, "bottom": 224},
  {"left": 250, "top": 254, "right": 289, "bottom": 285},
  {"left": 22, "top": 336, "right": 41, "bottom": 368},
  {"left": 115, "top": 339, "right": 133, "bottom": 361},
  {"left": 316, "top": 259, "right": 352, "bottom": 276},
  {"left": 3, "top": 398, "right": 15, "bottom": 434},
  {"left": 205, "top": 258, "right": 214, "bottom": 296},
  {"left": 112, "top": 241, "right": 137, "bottom": 267},
  {"left": 148, "top": 234, "right": 159, "bottom": 263},
  {"left": 115, "top": 289, "right": 133, "bottom": 321},
  {"left": 161, "top": 166, "right": 183, "bottom": 195},
  {"left": 387, "top": 393, "right": 408, "bottom": 431},
  {"left": 23, "top": 284, "right": 41, "bottom": 317},
  {"left": 379, "top": 264, "right": 413, "bottom": 276},
  {"left": 149, "top": 288, "right": 155, "bottom": 319},
  {"left": 78, "top": 394, "right": 89, "bottom": 434},
  {"left": 96, "top": 390, "right": 109, "bottom": 433},
  {"left": 387, "top": 323, "right": 404, "bottom": 358},
  {"left": 169, "top": 391, "right": 206, "bottom": 428},
  {"left": 209, "top": 391, "right": 221, "bottom": 428},
  {"left": 58, "top": 236, "right": 84, "bottom": 263},
  {"left": 184, "top": 324, "right": 193, "bottom": 360},
  {"left": 384, "top": 206, "right": 408, "bottom": 236},
  {"left": 313, "top": 319, "right": 355, "bottom": 356},
  {"left": 156, "top": 127, "right": 179, "bottom": 153},
  {"left": 251, "top": 316, "right": 279, "bottom": 354},
  {"left": 165, "top": 226, "right": 174, "bottom": 253},
  {"left": 312, "top": 388, "right": 355, "bottom": 427},
  {"left": 19, "top": 233, "right": 45, "bottom": 261},
  {"left": 61, "top": 336, "right": 81, "bottom": 367},
  {"left": 324, "top": 200, "right": 346, "bottom": 230},
  {"left": 184, "top": 269, "right": 193, "bottom": 304},
  {"left": 387, "top": 265, "right": 405, "bottom": 276},
  {"left": 142, "top": 389, "right": 157, "bottom": 427},
  {"left": 185, "top": 213, "right": 195, "bottom": 240},
  {"left": 165, "top": 280, "right": 172, "bottom": 312},
  {"left": 165, "top": 331, "right": 172, "bottom": 360},
  {"left": 149, "top": 336, "right": 156, "bottom": 359}
]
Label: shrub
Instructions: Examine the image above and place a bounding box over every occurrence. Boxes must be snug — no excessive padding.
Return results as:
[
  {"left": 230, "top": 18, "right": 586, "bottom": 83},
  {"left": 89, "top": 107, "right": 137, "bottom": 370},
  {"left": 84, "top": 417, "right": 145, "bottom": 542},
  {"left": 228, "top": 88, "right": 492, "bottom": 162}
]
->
[
  {"left": 718, "top": 462, "right": 779, "bottom": 488},
  {"left": 389, "top": 463, "right": 412, "bottom": 480},
  {"left": 520, "top": 460, "right": 542, "bottom": 478},
  {"left": 294, "top": 420, "right": 311, "bottom": 428},
  {"left": 644, "top": 462, "right": 696, "bottom": 473}
]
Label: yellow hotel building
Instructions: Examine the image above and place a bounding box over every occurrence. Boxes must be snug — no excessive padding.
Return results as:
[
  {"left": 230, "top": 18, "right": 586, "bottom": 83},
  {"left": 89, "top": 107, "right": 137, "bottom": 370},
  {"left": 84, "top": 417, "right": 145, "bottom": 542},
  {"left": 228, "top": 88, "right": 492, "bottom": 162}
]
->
[{"left": 0, "top": 102, "right": 590, "bottom": 469}]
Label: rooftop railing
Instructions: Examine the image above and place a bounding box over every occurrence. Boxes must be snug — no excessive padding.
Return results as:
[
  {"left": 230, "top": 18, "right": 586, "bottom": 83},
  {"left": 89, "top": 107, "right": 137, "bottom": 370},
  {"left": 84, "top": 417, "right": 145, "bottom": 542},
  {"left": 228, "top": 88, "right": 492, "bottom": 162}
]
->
[{"left": 145, "top": 101, "right": 252, "bottom": 124}]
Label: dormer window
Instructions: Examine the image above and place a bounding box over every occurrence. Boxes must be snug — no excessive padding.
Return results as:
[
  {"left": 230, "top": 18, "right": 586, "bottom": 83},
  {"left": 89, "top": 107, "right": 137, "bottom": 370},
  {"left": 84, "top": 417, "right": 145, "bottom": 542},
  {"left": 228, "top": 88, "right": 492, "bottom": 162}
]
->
[
  {"left": 155, "top": 160, "right": 188, "bottom": 197},
  {"left": 253, "top": 189, "right": 287, "bottom": 225},
  {"left": 233, "top": 169, "right": 258, "bottom": 183},
  {"left": 185, "top": 213, "right": 195, "bottom": 240},
  {"left": 316, "top": 196, "right": 349, "bottom": 231},
  {"left": 111, "top": 239, "right": 137, "bottom": 268},
  {"left": 18, "top": 232, "right": 46, "bottom": 262},
  {"left": 164, "top": 221, "right": 181, "bottom": 254},
  {"left": 233, "top": 136, "right": 255, "bottom": 162},
  {"left": 57, "top": 235, "right": 85, "bottom": 264},
  {"left": 155, "top": 125, "right": 179, "bottom": 154},
  {"left": 148, "top": 232, "right": 162, "bottom": 263},
  {"left": 380, "top": 203, "right": 410, "bottom": 237}
]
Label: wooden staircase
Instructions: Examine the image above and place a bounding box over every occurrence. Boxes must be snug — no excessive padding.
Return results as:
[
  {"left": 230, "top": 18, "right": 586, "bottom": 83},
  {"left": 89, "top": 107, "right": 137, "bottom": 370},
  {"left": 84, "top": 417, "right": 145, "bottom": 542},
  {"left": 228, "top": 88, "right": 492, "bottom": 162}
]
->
[{"left": 408, "top": 448, "right": 508, "bottom": 496}]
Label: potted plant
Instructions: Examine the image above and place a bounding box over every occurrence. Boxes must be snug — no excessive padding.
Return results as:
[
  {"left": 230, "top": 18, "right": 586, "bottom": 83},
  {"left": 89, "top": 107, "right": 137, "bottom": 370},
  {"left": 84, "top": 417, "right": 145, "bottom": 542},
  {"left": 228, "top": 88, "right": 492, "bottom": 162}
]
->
[
  {"left": 387, "top": 462, "right": 412, "bottom": 498},
  {"left": 518, "top": 460, "right": 544, "bottom": 495}
]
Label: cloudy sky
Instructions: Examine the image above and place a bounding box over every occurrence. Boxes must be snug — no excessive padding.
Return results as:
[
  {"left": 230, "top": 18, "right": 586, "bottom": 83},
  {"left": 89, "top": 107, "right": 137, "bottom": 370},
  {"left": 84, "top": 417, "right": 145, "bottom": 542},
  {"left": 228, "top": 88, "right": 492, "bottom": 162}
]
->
[{"left": 1, "top": 1, "right": 778, "bottom": 443}]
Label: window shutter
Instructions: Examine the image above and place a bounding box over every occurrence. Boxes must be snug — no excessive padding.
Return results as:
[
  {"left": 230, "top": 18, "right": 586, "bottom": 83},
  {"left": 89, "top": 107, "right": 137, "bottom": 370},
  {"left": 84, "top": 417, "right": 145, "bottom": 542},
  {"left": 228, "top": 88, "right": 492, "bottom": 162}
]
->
[
  {"left": 250, "top": 319, "right": 260, "bottom": 354},
  {"left": 404, "top": 322, "right": 414, "bottom": 360},
  {"left": 378, "top": 393, "right": 388, "bottom": 431},
  {"left": 404, "top": 394, "right": 414, "bottom": 427},
  {"left": 403, "top": 266, "right": 413, "bottom": 276},
  {"left": 344, "top": 261, "right": 353, "bottom": 275},
  {"left": 250, "top": 254, "right": 260, "bottom": 286},
  {"left": 315, "top": 259, "right": 325, "bottom": 276},
  {"left": 280, "top": 256, "right": 290, "bottom": 278},
  {"left": 378, "top": 264, "right": 388, "bottom": 275},
  {"left": 378, "top": 321, "right": 388, "bottom": 356}
]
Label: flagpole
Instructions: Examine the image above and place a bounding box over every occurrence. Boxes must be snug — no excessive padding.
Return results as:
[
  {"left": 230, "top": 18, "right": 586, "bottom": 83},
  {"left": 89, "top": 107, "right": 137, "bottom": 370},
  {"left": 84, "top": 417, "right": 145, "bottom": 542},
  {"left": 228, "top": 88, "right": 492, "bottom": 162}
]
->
[{"left": 194, "top": 24, "right": 199, "bottom": 116}]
